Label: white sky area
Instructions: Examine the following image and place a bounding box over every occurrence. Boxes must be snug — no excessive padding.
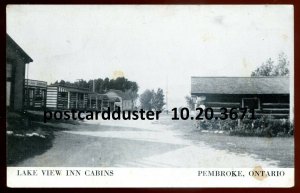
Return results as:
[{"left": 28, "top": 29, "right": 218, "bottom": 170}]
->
[{"left": 7, "top": 5, "right": 294, "bottom": 109}]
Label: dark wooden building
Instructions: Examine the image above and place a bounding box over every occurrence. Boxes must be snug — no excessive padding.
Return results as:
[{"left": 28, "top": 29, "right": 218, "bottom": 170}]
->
[
  {"left": 6, "top": 34, "right": 33, "bottom": 111},
  {"left": 191, "top": 77, "right": 290, "bottom": 118},
  {"left": 24, "top": 79, "right": 47, "bottom": 109}
]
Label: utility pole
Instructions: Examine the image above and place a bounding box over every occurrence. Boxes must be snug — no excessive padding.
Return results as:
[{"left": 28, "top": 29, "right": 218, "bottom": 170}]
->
[
  {"left": 26, "top": 63, "right": 29, "bottom": 111},
  {"left": 93, "top": 79, "right": 95, "bottom": 92},
  {"left": 166, "top": 76, "right": 168, "bottom": 114}
]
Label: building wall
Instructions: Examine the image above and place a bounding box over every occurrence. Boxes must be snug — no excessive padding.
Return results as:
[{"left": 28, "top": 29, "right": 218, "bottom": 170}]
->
[
  {"left": 6, "top": 35, "right": 33, "bottom": 112},
  {"left": 46, "top": 86, "right": 58, "bottom": 108},
  {"left": 24, "top": 79, "right": 47, "bottom": 109},
  {"left": 105, "top": 90, "right": 133, "bottom": 111},
  {"left": 13, "top": 58, "right": 26, "bottom": 111},
  {"left": 46, "top": 86, "right": 91, "bottom": 110},
  {"left": 192, "top": 93, "right": 290, "bottom": 119},
  {"left": 6, "top": 57, "right": 26, "bottom": 111}
]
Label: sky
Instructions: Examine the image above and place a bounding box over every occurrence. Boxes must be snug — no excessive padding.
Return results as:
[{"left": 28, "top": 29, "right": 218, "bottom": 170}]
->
[{"left": 7, "top": 5, "right": 294, "bottom": 109}]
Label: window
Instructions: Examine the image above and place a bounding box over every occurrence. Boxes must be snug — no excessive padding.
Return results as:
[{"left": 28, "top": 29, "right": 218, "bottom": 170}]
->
[
  {"left": 6, "top": 81, "right": 11, "bottom": 106},
  {"left": 242, "top": 98, "right": 260, "bottom": 109},
  {"left": 6, "top": 63, "right": 12, "bottom": 78},
  {"left": 61, "top": 92, "right": 67, "bottom": 98},
  {"left": 79, "top": 94, "right": 84, "bottom": 100}
]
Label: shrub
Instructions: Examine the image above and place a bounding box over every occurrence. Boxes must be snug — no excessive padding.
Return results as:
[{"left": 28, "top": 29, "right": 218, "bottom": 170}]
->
[{"left": 196, "top": 115, "right": 293, "bottom": 137}]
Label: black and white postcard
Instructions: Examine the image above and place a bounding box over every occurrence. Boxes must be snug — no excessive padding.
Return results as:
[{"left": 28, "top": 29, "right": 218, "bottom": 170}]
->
[{"left": 6, "top": 5, "right": 294, "bottom": 187}]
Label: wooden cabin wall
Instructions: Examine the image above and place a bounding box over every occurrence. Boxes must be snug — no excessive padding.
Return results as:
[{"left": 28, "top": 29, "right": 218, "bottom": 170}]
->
[
  {"left": 24, "top": 86, "right": 47, "bottom": 109},
  {"left": 46, "top": 86, "right": 58, "bottom": 108},
  {"left": 88, "top": 97, "right": 97, "bottom": 109},
  {"left": 57, "top": 91, "right": 68, "bottom": 109},
  {"left": 192, "top": 94, "right": 290, "bottom": 119},
  {"left": 69, "top": 92, "right": 77, "bottom": 109},
  {"left": 258, "top": 95, "right": 289, "bottom": 119},
  {"left": 67, "top": 92, "right": 89, "bottom": 109},
  {"left": 77, "top": 93, "right": 84, "bottom": 109},
  {"left": 84, "top": 94, "right": 88, "bottom": 108}
]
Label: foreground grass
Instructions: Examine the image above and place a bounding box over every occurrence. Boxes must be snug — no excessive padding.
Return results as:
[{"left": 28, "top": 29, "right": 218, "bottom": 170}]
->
[
  {"left": 7, "top": 133, "right": 54, "bottom": 166},
  {"left": 186, "top": 131, "right": 294, "bottom": 167},
  {"left": 6, "top": 111, "right": 77, "bottom": 166},
  {"left": 163, "top": 117, "right": 294, "bottom": 168}
]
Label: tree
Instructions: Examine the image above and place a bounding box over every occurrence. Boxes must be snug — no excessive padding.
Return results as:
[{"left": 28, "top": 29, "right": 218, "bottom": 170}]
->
[
  {"left": 53, "top": 76, "right": 139, "bottom": 94},
  {"left": 185, "top": 96, "right": 194, "bottom": 110},
  {"left": 139, "top": 89, "right": 153, "bottom": 111},
  {"left": 103, "top": 78, "right": 110, "bottom": 92},
  {"left": 251, "top": 52, "right": 290, "bottom": 77},
  {"left": 74, "top": 79, "right": 89, "bottom": 89},
  {"left": 125, "top": 89, "right": 139, "bottom": 109},
  {"left": 152, "top": 88, "right": 165, "bottom": 111},
  {"left": 274, "top": 52, "right": 289, "bottom": 76},
  {"left": 139, "top": 88, "right": 165, "bottom": 111},
  {"left": 251, "top": 58, "right": 274, "bottom": 77}
]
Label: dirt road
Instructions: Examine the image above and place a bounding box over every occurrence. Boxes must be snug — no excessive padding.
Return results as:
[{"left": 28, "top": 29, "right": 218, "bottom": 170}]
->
[{"left": 18, "top": 115, "right": 281, "bottom": 167}]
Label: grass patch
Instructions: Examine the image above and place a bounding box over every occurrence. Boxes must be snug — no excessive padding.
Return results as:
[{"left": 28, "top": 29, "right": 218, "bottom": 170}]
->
[
  {"left": 6, "top": 110, "right": 77, "bottom": 166},
  {"left": 186, "top": 131, "right": 294, "bottom": 167},
  {"left": 198, "top": 115, "right": 294, "bottom": 137},
  {"left": 170, "top": 118, "right": 294, "bottom": 167},
  {"left": 7, "top": 133, "right": 54, "bottom": 166}
]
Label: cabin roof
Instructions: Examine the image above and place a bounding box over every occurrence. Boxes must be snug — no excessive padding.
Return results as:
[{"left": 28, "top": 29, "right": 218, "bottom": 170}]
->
[
  {"left": 191, "top": 76, "right": 289, "bottom": 95},
  {"left": 61, "top": 87, "right": 92, "bottom": 93},
  {"left": 105, "top": 89, "right": 131, "bottom": 100},
  {"left": 89, "top": 93, "right": 108, "bottom": 99},
  {"left": 88, "top": 93, "right": 120, "bottom": 101},
  {"left": 48, "top": 84, "right": 92, "bottom": 93},
  {"left": 6, "top": 34, "right": 33, "bottom": 64}
]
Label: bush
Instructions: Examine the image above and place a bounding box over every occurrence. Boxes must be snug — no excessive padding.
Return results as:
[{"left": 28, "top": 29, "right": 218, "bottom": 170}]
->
[{"left": 196, "top": 115, "right": 293, "bottom": 137}]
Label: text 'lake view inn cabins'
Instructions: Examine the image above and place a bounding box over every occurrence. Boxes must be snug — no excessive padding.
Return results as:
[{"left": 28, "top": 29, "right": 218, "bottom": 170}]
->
[{"left": 191, "top": 77, "right": 290, "bottom": 119}]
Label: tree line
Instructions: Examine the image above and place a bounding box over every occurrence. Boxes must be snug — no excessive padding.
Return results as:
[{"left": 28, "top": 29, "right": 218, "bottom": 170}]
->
[
  {"left": 53, "top": 77, "right": 166, "bottom": 110},
  {"left": 52, "top": 77, "right": 138, "bottom": 94},
  {"left": 251, "top": 52, "right": 290, "bottom": 77}
]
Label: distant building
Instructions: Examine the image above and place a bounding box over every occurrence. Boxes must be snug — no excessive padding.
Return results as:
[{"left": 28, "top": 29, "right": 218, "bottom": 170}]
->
[
  {"left": 24, "top": 79, "right": 47, "bottom": 109},
  {"left": 6, "top": 34, "right": 33, "bottom": 111},
  {"left": 191, "top": 77, "right": 290, "bottom": 119},
  {"left": 88, "top": 92, "right": 111, "bottom": 111},
  {"left": 46, "top": 84, "right": 134, "bottom": 111},
  {"left": 105, "top": 89, "right": 134, "bottom": 111}
]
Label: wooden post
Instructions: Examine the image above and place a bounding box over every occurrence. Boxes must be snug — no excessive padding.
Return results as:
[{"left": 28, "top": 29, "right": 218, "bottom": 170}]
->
[
  {"left": 96, "top": 95, "right": 98, "bottom": 110},
  {"left": 83, "top": 93, "right": 88, "bottom": 108},
  {"left": 67, "top": 92, "right": 70, "bottom": 109},
  {"left": 120, "top": 98, "right": 123, "bottom": 111},
  {"left": 76, "top": 92, "right": 78, "bottom": 109},
  {"left": 89, "top": 95, "right": 91, "bottom": 109}
]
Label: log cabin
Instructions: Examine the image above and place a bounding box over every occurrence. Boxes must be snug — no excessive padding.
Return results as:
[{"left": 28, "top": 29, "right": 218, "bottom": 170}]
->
[
  {"left": 46, "top": 84, "right": 91, "bottom": 110},
  {"left": 24, "top": 79, "right": 47, "bottom": 109},
  {"left": 46, "top": 84, "right": 120, "bottom": 111},
  {"left": 6, "top": 34, "right": 33, "bottom": 112},
  {"left": 191, "top": 77, "right": 290, "bottom": 119}
]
